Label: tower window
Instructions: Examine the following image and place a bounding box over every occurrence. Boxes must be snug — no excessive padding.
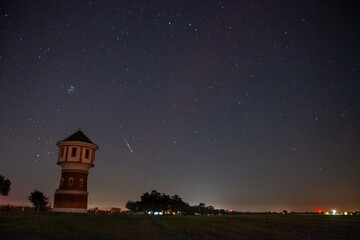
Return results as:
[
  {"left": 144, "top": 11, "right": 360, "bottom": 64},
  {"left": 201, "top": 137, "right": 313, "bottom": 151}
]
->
[
  {"left": 69, "top": 178, "right": 73, "bottom": 186},
  {"left": 80, "top": 178, "right": 84, "bottom": 187},
  {"left": 71, "top": 147, "right": 77, "bottom": 157},
  {"left": 60, "top": 178, "right": 64, "bottom": 186},
  {"left": 85, "top": 149, "right": 90, "bottom": 159},
  {"left": 60, "top": 148, "right": 64, "bottom": 157}
]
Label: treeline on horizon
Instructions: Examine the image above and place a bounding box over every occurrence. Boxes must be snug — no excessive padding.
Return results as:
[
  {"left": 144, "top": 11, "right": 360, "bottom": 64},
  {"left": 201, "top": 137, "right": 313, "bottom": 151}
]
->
[{"left": 125, "top": 190, "right": 230, "bottom": 215}]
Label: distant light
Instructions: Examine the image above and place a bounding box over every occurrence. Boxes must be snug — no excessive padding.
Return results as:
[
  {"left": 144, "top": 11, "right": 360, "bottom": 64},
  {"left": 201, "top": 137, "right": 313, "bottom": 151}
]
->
[
  {"left": 344, "top": 212, "right": 348, "bottom": 215},
  {"left": 332, "top": 209, "right": 336, "bottom": 215}
]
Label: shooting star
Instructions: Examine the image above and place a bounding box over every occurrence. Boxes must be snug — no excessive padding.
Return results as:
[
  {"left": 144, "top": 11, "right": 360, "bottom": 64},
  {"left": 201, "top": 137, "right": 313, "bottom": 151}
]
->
[{"left": 120, "top": 131, "right": 133, "bottom": 153}]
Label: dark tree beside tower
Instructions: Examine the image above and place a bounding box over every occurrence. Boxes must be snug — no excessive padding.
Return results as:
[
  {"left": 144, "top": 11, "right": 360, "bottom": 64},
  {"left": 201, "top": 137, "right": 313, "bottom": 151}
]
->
[{"left": 0, "top": 174, "right": 11, "bottom": 196}]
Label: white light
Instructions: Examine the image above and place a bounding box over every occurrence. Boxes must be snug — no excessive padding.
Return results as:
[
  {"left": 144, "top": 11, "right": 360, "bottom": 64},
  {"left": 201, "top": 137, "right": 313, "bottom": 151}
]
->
[{"left": 332, "top": 209, "right": 336, "bottom": 215}]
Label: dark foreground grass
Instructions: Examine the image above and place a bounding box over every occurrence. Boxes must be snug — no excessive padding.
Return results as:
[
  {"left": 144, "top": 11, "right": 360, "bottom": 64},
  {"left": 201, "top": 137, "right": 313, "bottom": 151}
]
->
[{"left": 1, "top": 213, "right": 359, "bottom": 240}]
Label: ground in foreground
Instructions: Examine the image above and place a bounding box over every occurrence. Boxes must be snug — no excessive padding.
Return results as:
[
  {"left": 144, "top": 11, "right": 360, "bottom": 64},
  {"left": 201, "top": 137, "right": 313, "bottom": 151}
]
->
[{"left": 1, "top": 213, "right": 359, "bottom": 239}]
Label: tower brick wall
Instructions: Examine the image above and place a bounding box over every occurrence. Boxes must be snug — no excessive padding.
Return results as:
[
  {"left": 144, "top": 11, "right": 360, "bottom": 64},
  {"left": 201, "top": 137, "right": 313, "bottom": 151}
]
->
[{"left": 58, "top": 171, "right": 88, "bottom": 191}]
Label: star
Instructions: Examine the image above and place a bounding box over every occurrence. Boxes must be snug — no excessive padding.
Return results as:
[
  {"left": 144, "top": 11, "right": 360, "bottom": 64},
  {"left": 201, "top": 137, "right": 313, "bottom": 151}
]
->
[{"left": 67, "top": 85, "right": 75, "bottom": 95}]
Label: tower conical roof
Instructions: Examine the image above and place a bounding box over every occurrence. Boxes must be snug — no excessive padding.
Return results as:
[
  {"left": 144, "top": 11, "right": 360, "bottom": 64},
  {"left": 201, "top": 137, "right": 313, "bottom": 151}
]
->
[{"left": 63, "top": 130, "right": 94, "bottom": 144}]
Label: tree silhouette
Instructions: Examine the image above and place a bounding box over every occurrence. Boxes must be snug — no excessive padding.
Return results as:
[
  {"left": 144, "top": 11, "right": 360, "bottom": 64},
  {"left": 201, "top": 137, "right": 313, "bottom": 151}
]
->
[
  {"left": 125, "top": 201, "right": 135, "bottom": 212},
  {"left": 28, "top": 190, "right": 49, "bottom": 211},
  {"left": 140, "top": 190, "right": 166, "bottom": 212},
  {"left": 126, "top": 190, "right": 227, "bottom": 215},
  {"left": 0, "top": 175, "right": 11, "bottom": 196},
  {"left": 170, "top": 195, "right": 189, "bottom": 212},
  {"left": 126, "top": 190, "right": 190, "bottom": 214},
  {"left": 126, "top": 201, "right": 141, "bottom": 213}
]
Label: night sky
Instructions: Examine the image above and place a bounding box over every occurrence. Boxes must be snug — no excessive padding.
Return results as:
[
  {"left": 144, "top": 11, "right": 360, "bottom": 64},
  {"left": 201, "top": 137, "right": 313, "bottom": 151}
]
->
[{"left": 1, "top": 1, "right": 359, "bottom": 212}]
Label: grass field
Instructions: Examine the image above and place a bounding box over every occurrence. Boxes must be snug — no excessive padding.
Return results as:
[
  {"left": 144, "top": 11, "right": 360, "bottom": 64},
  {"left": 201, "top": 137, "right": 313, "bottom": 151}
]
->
[{"left": 1, "top": 213, "right": 360, "bottom": 239}]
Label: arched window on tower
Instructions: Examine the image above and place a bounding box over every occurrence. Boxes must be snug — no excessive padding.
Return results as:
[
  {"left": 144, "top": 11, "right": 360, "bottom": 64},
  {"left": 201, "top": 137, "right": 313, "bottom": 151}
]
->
[
  {"left": 60, "top": 178, "right": 64, "bottom": 186},
  {"left": 69, "top": 178, "right": 73, "bottom": 186},
  {"left": 79, "top": 178, "right": 84, "bottom": 187}
]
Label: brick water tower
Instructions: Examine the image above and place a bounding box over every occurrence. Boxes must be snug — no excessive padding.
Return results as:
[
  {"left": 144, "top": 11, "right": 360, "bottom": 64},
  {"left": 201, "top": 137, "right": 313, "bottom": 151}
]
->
[{"left": 53, "top": 129, "right": 99, "bottom": 213}]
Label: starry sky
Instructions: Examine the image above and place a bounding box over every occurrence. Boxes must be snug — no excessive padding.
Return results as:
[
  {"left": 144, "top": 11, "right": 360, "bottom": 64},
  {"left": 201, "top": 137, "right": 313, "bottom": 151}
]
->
[{"left": 1, "top": 1, "right": 359, "bottom": 212}]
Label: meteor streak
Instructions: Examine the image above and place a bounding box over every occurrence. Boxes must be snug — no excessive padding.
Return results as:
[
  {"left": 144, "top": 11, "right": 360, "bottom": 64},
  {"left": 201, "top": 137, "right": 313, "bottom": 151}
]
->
[{"left": 120, "top": 131, "right": 133, "bottom": 153}]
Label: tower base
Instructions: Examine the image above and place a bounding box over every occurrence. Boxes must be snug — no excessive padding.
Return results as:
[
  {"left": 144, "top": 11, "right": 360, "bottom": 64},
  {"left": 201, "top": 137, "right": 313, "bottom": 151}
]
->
[
  {"left": 52, "top": 207, "right": 87, "bottom": 213},
  {"left": 54, "top": 190, "right": 88, "bottom": 212}
]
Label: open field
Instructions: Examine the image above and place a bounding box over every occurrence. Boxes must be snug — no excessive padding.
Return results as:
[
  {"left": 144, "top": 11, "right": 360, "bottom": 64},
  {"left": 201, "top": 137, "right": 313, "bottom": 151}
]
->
[{"left": 1, "top": 213, "right": 360, "bottom": 239}]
